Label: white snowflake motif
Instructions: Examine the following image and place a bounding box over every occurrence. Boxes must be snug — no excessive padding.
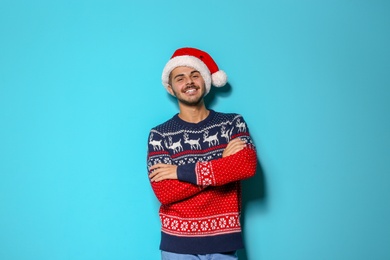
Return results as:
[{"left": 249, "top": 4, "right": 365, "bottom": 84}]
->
[
  {"left": 211, "top": 219, "right": 218, "bottom": 230},
  {"left": 188, "top": 158, "right": 195, "bottom": 163},
  {"left": 163, "top": 158, "right": 171, "bottom": 164},
  {"left": 200, "top": 166, "right": 210, "bottom": 176},
  {"left": 201, "top": 221, "right": 209, "bottom": 231},
  {"left": 171, "top": 220, "right": 179, "bottom": 230},
  {"left": 180, "top": 222, "right": 189, "bottom": 231},
  {"left": 190, "top": 222, "right": 199, "bottom": 232},
  {"left": 178, "top": 159, "right": 185, "bottom": 165},
  {"left": 163, "top": 218, "right": 170, "bottom": 228},
  {"left": 219, "top": 218, "right": 227, "bottom": 229},
  {"left": 202, "top": 178, "right": 212, "bottom": 186},
  {"left": 154, "top": 158, "right": 162, "bottom": 164},
  {"left": 228, "top": 217, "right": 236, "bottom": 227}
]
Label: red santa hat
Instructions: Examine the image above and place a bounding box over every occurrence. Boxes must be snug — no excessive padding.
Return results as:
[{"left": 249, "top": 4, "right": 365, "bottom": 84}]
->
[{"left": 161, "top": 47, "right": 227, "bottom": 95}]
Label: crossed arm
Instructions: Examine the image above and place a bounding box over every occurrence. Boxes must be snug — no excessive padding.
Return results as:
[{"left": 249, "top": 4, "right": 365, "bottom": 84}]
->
[
  {"left": 149, "top": 138, "right": 248, "bottom": 182},
  {"left": 148, "top": 137, "right": 257, "bottom": 205}
]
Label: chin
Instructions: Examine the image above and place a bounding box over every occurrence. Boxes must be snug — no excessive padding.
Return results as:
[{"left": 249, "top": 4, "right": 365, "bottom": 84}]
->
[{"left": 178, "top": 97, "right": 204, "bottom": 106}]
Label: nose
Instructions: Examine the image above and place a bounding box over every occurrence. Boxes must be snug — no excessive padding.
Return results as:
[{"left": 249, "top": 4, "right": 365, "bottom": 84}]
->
[{"left": 185, "top": 76, "right": 194, "bottom": 85}]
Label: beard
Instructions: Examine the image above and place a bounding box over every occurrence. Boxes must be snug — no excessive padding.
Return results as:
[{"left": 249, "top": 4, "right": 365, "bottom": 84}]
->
[
  {"left": 177, "top": 95, "right": 204, "bottom": 106},
  {"left": 172, "top": 84, "right": 206, "bottom": 107}
]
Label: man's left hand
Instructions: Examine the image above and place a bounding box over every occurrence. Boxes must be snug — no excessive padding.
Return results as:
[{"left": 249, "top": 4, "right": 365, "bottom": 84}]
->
[{"left": 149, "top": 163, "right": 178, "bottom": 182}]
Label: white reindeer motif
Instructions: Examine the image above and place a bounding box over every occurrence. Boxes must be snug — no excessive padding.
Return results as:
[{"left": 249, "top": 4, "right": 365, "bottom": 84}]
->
[
  {"left": 149, "top": 133, "right": 164, "bottom": 151},
  {"left": 183, "top": 132, "right": 201, "bottom": 150},
  {"left": 221, "top": 125, "right": 233, "bottom": 142},
  {"left": 164, "top": 136, "right": 183, "bottom": 153},
  {"left": 203, "top": 130, "right": 219, "bottom": 147},
  {"left": 236, "top": 118, "right": 246, "bottom": 133}
]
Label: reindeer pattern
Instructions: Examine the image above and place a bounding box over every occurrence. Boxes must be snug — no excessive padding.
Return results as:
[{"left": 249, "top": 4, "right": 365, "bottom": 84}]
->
[
  {"left": 235, "top": 118, "right": 246, "bottom": 133},
  {"left": 149, "top": 133, "right": 164, "bottom": 151},
  {"left": 148, "top": 113, "right": 253, "bottom": 163},
  {"left": 183, "top": 132, "right": 201, "bottom": 150},
  {"left": 164, "top": 136, "right": 183, "bottom": 153}
]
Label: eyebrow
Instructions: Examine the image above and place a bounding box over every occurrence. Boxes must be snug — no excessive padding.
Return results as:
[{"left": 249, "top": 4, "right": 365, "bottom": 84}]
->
[{"left": 173, "top": 70, "right": 200, "bottom": 80}]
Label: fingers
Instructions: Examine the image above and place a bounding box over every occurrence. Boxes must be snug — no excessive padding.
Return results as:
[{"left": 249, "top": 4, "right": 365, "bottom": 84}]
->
[
  {"left": 223, "top": 138, "right": 247, "bottom": 157},
  {"left": 149, "top": 163, "right": 164, "bottom": 172},
  {"left": 229, "top": 138, "right": 246, "bottom": 148},
  {"left": 149, "top": 164, "right": 166, "bottom": 179},
  {"left": 148, "top": 163, "right": 177, "bottom": 182},
  {"left": 150, "top": 169, "right": 170, "bottom": 182}
]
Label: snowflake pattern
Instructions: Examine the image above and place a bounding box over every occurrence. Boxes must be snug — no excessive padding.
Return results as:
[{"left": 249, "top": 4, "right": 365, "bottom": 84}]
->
[
  {"left": 202, "top": 178, "right": 212, "bottom": 186},
  {"left": 160, "top": 214, "right": 240, "bottom": 236},
  {"left": 201, "top": 221, "right": 209, "bottom": 231},
  {"left": 178, "top": 159, "right": 185, "bottom": 165},
  {"left": 180, "top": 222, "right": 188, "bottom": 231},
  {"left": 190, "top": 222, "right": 199, "bottom": 232},
  {"left": 219, "top": 218, "right": 227, "bottom": 228},
  {"left": 171, "top": 220, "right": 179, "bottom": 230},
  {"left": 196, "top": 162, "right": 215, "bottom": 186},
  {"left": 228, "top": 216, "right": 236, "bottom": 226},
  {"left": 200, "top": 167, "right": 209, "bottom": 175},
  {"left": 163, "top": 218, "right": 170, "bottom": 228}
]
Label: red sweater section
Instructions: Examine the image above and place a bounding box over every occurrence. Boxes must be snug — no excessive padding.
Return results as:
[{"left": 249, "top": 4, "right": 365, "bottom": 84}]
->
[
  {"left": 151, "top": 179, "right": 203, "bottom": 206},
  {"left": 149, "top": 145, "right": 257, "bottom": 238},
  {"left": 195, "top": 146, "right": 257, "bottom": 187},
  {"left": 150, "top": 146, "right": 256, "bottom": 206}
]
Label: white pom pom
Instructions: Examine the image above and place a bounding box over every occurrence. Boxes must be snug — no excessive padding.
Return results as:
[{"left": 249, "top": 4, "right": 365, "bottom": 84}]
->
[{"left": 211, "top": 70, "right": 227, "bottom": 87}]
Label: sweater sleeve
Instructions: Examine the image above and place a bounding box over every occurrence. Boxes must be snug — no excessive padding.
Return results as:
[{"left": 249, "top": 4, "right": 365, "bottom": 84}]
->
[
  {"left": 195, "top": 145, "right": 257, "bottom": 186},
  {"left": 149, "top": 179, "right": 203, "bottom": 205},
  {"left": 194, "top": 114, "right": 257, "bottom": 186},
  {"left": 147, "top": 130, "right": 203, "bottom": 205},
  {"left": 175, "top": 114, "right": 258, "bottom": 187}
]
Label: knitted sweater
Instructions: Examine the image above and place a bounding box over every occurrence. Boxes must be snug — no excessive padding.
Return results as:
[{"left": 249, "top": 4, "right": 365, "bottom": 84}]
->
[{"left": 147, "top": 110, "right": 257, "bottom": 254}]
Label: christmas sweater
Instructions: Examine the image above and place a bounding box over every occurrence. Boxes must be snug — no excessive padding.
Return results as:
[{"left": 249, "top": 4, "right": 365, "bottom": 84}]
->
[{"left": 147, "top": 110, "right": 257, "bottom": 254}]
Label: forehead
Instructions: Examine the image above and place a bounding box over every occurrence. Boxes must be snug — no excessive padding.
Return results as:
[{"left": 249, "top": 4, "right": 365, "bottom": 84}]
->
[{"left": 170, "top": 66, "right": 198, "bottom": 76}]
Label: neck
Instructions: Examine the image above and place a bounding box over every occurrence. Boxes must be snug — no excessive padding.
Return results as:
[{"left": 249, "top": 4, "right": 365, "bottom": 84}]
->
[{"left": 178, "top": 102, "right": 209, "bottom": 123}]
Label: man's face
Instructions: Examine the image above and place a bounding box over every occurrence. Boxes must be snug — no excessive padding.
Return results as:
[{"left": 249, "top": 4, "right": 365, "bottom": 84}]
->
[{"left": 168, "top": 66, "right": 206, "bottom": 107}]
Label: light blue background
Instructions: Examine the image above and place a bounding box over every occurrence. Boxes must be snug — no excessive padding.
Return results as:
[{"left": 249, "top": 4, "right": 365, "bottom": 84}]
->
[{"left": 1, "top": 0, "right": 389, "bottom": 259}]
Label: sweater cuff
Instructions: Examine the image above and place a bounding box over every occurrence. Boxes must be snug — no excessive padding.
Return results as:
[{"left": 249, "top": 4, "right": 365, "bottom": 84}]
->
[{"left": 177, "top": 163, "right": 197, "bottom": 184}]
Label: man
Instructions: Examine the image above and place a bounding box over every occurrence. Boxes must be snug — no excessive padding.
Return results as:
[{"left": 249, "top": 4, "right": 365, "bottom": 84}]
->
[{"left": 147, "top": 47, "right": 257, "bottom": 259}]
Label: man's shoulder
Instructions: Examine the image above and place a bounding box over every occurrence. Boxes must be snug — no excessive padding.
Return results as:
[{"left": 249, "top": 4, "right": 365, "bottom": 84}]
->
[
  {"left": 213, "top": 110, "right": 244, "bottom": 121},
  {"left": 149, "top": 115, "right": 177, "bottom": 135}
]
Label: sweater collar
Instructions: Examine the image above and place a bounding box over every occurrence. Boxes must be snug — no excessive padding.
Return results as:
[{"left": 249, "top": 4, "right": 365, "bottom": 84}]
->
[{"left": 173, "top": 109, "right": 215, "bottom": 128}]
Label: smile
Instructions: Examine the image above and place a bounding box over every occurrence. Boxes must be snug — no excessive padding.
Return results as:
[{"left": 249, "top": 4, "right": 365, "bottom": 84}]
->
[
  {"left": 185, "top": 89, "right": 197, "bottom": 94},
  {"left": 183, "top": 86, "right": 199, "bottom": 94}
]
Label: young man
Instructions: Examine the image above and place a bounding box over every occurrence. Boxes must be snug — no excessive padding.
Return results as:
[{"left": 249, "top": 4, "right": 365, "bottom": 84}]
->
[{"left": 147, "top": 47, "right": 257, "bottom": 259}]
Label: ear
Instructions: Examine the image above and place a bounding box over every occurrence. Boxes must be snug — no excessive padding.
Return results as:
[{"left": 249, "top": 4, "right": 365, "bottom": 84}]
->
[{"left": 167, "top": 85, "right": 175, "bottom": 96}]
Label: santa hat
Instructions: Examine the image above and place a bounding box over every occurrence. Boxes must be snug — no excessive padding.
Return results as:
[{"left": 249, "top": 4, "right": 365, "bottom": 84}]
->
[{"left": 161, "top": 47, "right": 227, "bottom": 95}]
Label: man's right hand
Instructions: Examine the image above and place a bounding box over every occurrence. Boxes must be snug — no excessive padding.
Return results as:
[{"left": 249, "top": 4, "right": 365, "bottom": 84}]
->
[{"left": 222, "top": 138, "right": 246, "bottom": 158}]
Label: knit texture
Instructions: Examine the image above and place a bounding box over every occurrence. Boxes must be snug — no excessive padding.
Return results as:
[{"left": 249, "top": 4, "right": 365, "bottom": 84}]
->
[{"left": 147, "top": 110, "right": 257, "bottom": 254}]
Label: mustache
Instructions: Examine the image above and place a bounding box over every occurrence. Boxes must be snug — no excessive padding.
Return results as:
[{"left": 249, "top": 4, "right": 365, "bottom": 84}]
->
[{"left": 183, "top": 84, "right": 199, "bottom": 91}]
